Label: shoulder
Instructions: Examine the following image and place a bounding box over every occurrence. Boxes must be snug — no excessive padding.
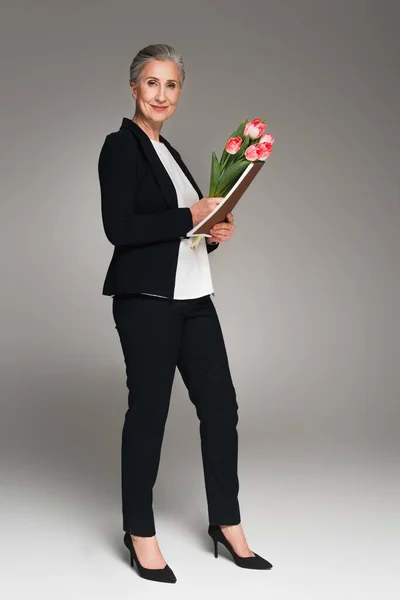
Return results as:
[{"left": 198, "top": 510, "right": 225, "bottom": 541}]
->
[
  {"left": 98, "top": 129, "right": 141, "bottom": 173},
  {"left": 100, "top": 128, "right": 139, "bottom": 155}
]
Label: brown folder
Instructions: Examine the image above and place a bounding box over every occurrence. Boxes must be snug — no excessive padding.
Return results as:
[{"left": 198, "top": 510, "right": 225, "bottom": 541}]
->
[{"left": 186, "top": 161, "right": 265, "bottom": 236}]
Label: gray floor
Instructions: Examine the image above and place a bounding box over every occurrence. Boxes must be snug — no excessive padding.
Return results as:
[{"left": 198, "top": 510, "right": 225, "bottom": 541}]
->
[{"left": 1, "top": 397, "right": 398, "bottom": 600}]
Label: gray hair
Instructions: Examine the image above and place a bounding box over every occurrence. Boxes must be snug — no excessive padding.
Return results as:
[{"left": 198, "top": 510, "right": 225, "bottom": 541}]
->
[{"left": 129, "top": 44, "right": 185, "bottom": 88}]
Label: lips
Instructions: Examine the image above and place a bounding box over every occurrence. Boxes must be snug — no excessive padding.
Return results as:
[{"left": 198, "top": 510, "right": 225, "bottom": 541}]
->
[{"left": 151, "top": 105, "right": 168, "bottom": 110}]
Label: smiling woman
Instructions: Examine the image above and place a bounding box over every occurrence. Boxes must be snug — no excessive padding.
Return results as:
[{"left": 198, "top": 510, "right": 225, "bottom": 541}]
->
[
  {"left": 129, "top": 50, "right": 183, "bottom": 136},
  {"left": 98, "top": 43, "right": 272, "bottom": 584}
]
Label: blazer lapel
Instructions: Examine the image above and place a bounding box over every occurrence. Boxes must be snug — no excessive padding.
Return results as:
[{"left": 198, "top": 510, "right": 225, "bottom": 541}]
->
[{"left": 120, "top": 118, "right": 203, "bottom": 209}]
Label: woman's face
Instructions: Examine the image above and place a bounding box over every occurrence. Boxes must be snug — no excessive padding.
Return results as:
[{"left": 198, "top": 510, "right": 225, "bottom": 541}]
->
[{"left": 131, "top": 59, "right": 181, "bottom": 125}]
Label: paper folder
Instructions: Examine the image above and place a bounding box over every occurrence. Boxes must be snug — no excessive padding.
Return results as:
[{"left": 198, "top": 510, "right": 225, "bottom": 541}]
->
[{"left": 186, "top": 160, "right": 265, "bottom": 237}]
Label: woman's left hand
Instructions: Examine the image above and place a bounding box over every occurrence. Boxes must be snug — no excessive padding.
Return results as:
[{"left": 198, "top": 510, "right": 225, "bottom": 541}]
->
[{"left": 207, "top": 212, "right": 235, "bottom": 244}]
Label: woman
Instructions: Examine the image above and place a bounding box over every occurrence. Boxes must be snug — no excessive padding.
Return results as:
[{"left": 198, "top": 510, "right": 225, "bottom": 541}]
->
[{"left": 98, "top": 44, "right": 272, "bottom": 583}]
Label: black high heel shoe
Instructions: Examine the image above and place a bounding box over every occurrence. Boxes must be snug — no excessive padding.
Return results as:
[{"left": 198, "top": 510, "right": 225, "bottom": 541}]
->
[
  {"left": 208, "top": 525, "right": 273, "bottom": 570},
  {"left": 123, "top": 532, "right": 177, "bottom": 583}
]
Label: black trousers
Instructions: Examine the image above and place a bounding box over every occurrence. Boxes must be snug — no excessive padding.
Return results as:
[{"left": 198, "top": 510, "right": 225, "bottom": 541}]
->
[{"left": 112, "top": 293, "right": 241, "bottom": 536}]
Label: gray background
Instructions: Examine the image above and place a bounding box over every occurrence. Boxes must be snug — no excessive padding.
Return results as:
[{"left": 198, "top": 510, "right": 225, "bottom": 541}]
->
[{"left": 1, "top": 0, "right": 399, "bottom": 598}]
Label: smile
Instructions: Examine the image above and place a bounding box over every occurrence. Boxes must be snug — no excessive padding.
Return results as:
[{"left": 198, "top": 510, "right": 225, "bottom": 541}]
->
[{"left": 151, "top": 105, "right": 168, "bottom": 111}]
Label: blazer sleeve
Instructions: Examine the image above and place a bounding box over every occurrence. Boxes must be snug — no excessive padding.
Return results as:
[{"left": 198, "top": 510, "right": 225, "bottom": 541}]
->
[
  {"left": 98, "top": 132, "right": 194, "bottom": 247},
  {"left": 206, "top": 241, "right": 219, "bottom": 254}
]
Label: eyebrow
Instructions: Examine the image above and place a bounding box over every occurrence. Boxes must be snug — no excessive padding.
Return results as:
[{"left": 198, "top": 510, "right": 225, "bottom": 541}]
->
[{"left": 145, "top": 76, "right": 178, "bottom": 83}]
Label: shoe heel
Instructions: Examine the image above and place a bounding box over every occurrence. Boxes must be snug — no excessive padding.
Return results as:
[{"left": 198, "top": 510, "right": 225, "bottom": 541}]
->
[
  {"left": 123, "top": 532, "right": 177, "bottom": 583},
  {"left": 207, "top": 524, "right": 273, "bottom": 570}
]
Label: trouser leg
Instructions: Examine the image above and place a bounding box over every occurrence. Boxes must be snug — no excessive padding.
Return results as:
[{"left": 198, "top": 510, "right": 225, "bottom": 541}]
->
[
  {"left": 177, "top": 295, "right": 241, "bottom": 526},
  {"left": 112, "top": 295, "right": 183, "bottom": 536}
]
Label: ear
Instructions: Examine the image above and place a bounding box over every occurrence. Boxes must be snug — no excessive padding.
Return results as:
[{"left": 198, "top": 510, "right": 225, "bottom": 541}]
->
[{"left": 130, "top": 82, "right": 137, "bottom": 100}]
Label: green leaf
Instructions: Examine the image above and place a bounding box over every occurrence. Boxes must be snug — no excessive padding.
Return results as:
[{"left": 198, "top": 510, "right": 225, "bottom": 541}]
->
[
  {"left": 209, "top": 151, "right": 221, "bottom": 196},
  {"left": 235, "top": 136, "right": 251, "bottom": 160},
  {"left": 214, "top": 160, "right": 249, "bottom": 197},
  {"left": 234, "top": 120, "right": 247, "bottom": 138},
  {"left": 219, "top": 147, "right": 228, "bottom": 169}
]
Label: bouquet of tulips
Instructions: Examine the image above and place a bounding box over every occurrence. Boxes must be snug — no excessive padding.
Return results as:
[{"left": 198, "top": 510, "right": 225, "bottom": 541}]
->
[{"left": 190, "top": 117, "right": 275, "bottom": 249}]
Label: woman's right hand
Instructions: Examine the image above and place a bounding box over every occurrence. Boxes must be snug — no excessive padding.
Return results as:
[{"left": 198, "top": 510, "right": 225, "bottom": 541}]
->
[{"left": 190, "top": 197, "right": 224, "bottom": 226}]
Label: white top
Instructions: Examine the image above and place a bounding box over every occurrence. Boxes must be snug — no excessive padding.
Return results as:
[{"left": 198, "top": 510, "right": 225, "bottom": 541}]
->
[{"left": 138, "top": 139, "right": 215, "bottom": 300}]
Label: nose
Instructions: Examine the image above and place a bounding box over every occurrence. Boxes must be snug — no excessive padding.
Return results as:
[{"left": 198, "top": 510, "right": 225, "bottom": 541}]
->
[{"left": 155, "top": 86, "right": 167, "bottom": 101}]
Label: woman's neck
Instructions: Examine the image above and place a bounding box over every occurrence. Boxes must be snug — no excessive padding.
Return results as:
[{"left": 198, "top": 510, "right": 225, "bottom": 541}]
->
[{"left": 132, "top": 115, "right": 162, "bottom": 143}]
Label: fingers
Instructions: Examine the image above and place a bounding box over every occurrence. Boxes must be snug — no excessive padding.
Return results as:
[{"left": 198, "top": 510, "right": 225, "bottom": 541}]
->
[
  {"left": 210, "top": 226, "right": 234, "bottom": 240},
  {"left": 210, "top": 212, "right": 234, "bottom": 240},
  {"left": 211, "top": 223, "right": 234, "bottom": 234}
]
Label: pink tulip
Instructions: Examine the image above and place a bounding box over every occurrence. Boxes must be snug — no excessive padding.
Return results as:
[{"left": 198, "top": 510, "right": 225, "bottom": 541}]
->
[
  {"left": 256, "top": 142, "right": 273, "bottom": 161},
  {"left": 259, "top": 132, "right": 275, "bottom": 145},
  {"left": 245, "top": 142, "right": 273, "bottom": 162},
  {"left": 244, "top": 118, "right": 266, "bottom": 140},
  {"left": 225, "top": 136, "right": 242, "bottom": 154},
  {"left": 244, "top": 144, "right": 259, "bottom": 161}
]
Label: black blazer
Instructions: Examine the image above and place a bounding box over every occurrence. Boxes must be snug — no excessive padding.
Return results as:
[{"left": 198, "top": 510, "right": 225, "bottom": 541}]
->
[{"left": 98, "top": 117, "right": 219, "bottom": 297}]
